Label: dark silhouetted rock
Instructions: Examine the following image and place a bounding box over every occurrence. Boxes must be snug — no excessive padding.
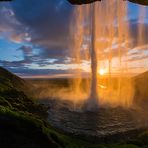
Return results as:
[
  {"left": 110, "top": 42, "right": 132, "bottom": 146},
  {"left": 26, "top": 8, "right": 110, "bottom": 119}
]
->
[
  {"left": 129, "top": 0, "right": 148, "bottom": 5},
  {"left": 134, "top": 71, "right": 148, "bottom": 108},
  {"left": 67, "top": 0, "right": 148, "bottom": 5},
  {"left": 67, "top": 0, "right": 100, "bottom": 4}
]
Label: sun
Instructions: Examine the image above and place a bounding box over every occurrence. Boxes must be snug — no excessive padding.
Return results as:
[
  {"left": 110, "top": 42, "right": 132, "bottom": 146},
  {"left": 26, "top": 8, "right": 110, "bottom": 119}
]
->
[{"left": 98, "top": 69, "right": 105, "bottom": 75}]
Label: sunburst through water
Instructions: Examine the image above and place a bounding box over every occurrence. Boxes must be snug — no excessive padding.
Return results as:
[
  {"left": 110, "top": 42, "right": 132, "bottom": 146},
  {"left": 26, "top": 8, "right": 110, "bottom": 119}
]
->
[{"left": 67, "top": 0, "right": 147, "bottom": 109}]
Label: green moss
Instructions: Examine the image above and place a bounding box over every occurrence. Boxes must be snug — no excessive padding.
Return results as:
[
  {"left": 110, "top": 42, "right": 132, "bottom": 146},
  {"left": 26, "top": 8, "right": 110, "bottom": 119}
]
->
[
  {"left": 0, "top": 106, "right": 101, "bottom": 147},
  {"left": 0, "top": 105, "right": 42, "bottom": 127},
  {"left": 0, "top": 105, "right": 143, "bottom": 148},
  {"left": 0, "top": 67, "right": 147, "bottom": 147},
  {"left": 0, "top": 96, "right": 12, "bottom": 108},
  {"left": 0, "top": 76, "right": 13, "bottom": 92}
]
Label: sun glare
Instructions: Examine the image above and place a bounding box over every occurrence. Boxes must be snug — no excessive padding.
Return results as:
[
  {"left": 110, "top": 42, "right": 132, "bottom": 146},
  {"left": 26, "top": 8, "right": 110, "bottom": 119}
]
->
[{"left": 98, "top": 69, "right": 105, "bottom": 75}]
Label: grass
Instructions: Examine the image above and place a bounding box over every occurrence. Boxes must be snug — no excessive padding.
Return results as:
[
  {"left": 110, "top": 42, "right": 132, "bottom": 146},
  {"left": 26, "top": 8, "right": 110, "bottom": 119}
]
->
[
  {"left": 0, "top": 67, "right": 148, "bottom": 147},
  {"left": 0, "top": 105, "right": 91, "bottom": 147}
]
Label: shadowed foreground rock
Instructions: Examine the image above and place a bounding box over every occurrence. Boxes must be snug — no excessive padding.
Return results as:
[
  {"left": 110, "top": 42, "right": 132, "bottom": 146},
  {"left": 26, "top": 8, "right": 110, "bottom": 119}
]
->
[
  {"left": 129, "top": 0, "right": 148, "bottom": 5},
  {"left": 0, "top": 115, "right": 58, "bottom": 148},
  {"left": 134, "top": 71, "right": 148, "bottom": 109},
  {"left": 68, "top": 0, "right": 148, "bottom": 5},
  {"left": 68, "top": 0, "right": 100, "bottom": 4}
]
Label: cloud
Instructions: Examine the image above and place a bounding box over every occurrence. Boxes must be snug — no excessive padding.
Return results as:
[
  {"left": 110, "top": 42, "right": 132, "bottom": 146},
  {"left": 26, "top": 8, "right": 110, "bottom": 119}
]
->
[
  {"left": 127, "top": 54, "right": 148, "bottom": 62},
  {"left": 4, "top": 1, "right": 148, "bottom": 60},
  {"left": 11, "top": 0, "right": 73, "bottom": 57},
  {"left": 0, "top": 4, "right": 30, "bottom": 43},
  {"left": 0, "top": 0, "right": 148, "bottom": 76}
]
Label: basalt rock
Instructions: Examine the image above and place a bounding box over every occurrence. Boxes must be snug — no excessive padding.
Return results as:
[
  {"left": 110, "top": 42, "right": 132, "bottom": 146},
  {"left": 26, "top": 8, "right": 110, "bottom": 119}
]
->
[
  {"left": 67, "top": 0, "right": 148, "bottom": 5},
  {"left": 129, "top": 0, "right": 148, "bottom": 5},
  {"left": 67, "top": 0, "right": 100, "bottom": 4}
]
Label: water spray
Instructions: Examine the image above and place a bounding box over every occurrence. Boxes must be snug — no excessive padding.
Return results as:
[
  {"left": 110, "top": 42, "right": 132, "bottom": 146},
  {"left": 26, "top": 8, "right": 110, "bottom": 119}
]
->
[{"left": 67, "top": 0, "right": 147, "bottom": 110}]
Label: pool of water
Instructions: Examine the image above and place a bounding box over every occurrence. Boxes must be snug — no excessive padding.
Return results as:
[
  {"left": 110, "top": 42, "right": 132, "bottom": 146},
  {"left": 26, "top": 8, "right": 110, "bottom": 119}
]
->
[{"left": 47, "top": 100, "right": 148, "bottom": 142}]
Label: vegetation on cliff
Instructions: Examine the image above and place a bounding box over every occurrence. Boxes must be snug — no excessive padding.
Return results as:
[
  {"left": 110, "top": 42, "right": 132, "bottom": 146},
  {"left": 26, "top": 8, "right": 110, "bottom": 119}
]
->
[{"left": 0, "top": 67, "right": 147, "bottom": 148}]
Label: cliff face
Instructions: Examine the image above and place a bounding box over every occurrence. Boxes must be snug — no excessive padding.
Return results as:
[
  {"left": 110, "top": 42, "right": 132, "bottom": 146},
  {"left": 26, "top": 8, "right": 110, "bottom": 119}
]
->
[
  {"left": 0, "top": 67, "right": 58, "bottom": 147},
  {"left": 129, "top": 0, "right": 148, "bottom": 5},
  {"left": 67, "top": 0, "right": 148, "bottom": 5},
  {"left": 0, "top": 67, "right": 34, "bottom": 97},
  {"left": 0, "top": 67, "right": 148, "bottom": 147},
  {"left": 134, "top": 71, "right": 148, "bottom": 108},
  {"left": 0, "top": 67, "right": 48, "bottom": 117},
  {"left": 0, "top": 67, "right": 97, "bottom": 148},
  {"left": 67, "top": 0, "right": 100, "bottom": 4}
]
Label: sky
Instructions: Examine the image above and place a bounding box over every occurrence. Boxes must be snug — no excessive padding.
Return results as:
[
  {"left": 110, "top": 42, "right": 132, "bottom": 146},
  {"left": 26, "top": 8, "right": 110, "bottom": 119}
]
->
[{"left": 0, "top": 0, "right": 148, "bottom": 78}]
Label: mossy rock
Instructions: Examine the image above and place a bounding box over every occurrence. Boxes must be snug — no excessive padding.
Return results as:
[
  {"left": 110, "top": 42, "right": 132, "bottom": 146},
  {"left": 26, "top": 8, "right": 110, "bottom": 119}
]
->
[{"left": 138, "top": 131, "right": 148, "bottom": 145}]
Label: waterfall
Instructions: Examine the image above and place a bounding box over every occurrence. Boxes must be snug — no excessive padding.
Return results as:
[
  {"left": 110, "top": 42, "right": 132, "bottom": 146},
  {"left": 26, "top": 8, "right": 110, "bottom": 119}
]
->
[{"left": 69, "top": 0, "right": 146, "bottom": 109}]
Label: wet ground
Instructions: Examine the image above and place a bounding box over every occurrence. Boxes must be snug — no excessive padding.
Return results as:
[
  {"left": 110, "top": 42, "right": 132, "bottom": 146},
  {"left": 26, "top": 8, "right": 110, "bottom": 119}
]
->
[{"left": 47, "top": 100, "right": 148, "bottom": 142}]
